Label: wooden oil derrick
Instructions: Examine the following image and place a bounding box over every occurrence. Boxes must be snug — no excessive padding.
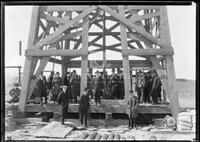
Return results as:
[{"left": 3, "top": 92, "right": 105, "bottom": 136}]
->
[{"left": 19, "top": 5, "right": 179, "bottom": 118}]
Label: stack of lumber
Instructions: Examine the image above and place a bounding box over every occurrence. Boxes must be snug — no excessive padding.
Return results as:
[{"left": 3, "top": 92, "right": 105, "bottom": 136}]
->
[{"left": 177, "top": 110, "right": 195, "bottom": 131}]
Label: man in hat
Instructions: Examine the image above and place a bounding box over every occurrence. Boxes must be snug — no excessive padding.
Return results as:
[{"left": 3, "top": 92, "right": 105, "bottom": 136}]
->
[
  {"left": 135, "top": 70, "right": 145, "bottom": 103},
  {"left": 93, "top": 70, "right": 103, "bottom": 105},
  {"left": 118, "top": 70, "right": 125, "bottom": 99},
  {"left": 51, "top": 72, "right": 62, "bottom": 103},
  {"left": 57, "top": 85, "right": 70, "bottom": 125},
  {"left": 47, "top": 71, "right": 54, "bottom": 99},
  {"left": 70, "top": 70, "right": 80, "bottom": 103},
  {"left": 150, "top": 70, "right": 162, "bottom": 104},
  {"left": 127, "top": 90, "right": 139, "bottom": 129},
  {"left": 36, "top": 71, "right": 48, "bottom": 105},
  {"left": 109, "top": 68, "right": 118, "bottom": 99},
  {"left": 87, "top": 68, "right": 94, "bottom": 99},
  {"left": 78, "top": 87, "right": 90, "bottom": 127}
]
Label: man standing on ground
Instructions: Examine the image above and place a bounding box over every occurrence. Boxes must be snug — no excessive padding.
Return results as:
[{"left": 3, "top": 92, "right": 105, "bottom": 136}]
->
[
  {"left": 78, "top": 87, "right": 90, "bottom": 127},
  {"left": 127, "top": 90, "right": 139, "bottom": 129},
  {"left": 57, "top": 85, "right": 70, "bottom": 125}
]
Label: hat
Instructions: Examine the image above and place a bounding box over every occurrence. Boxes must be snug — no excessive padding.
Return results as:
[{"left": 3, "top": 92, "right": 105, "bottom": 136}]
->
[
  {"left": 72, "top": 70, "right": 76, "bottom": 73},
  {"left": 95, "top": 70, "right": 100, "bottom": 74},
  {"left": 51, "top": 71, "right": 54, "bottom": 75},
  {"left": 64, "top": 71, "right": 69, "bottom": 75},
  {"left": 61, "top": 85, "right": 68, "bottom": 88},
  {"left": 13, "top": 83, "right": 19, "bottom": 87},
  {"left": 56, "top": 72, "right": 60, "bottom": 74},
  {"left": 112, "top": 68, "right": 115, "bottom": 72},
  {"left": 88, "top": 68, "right": 92, "bottom": 73}
]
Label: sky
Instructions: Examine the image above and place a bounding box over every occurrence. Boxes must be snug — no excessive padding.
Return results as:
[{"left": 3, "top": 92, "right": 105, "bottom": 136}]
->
[{"left": 4, "top": 4, "right": 196, "bottom": 89}]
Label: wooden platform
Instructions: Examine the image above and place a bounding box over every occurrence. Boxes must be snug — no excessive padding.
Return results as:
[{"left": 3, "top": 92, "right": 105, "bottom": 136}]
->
[{"left": 24, "top": 99, "right": 172, "bottom": 114}]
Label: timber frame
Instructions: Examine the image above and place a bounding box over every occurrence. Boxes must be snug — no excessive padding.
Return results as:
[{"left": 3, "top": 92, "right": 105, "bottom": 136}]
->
[{"left": 19, "top": 5, "right": 179, "bottom": 118}]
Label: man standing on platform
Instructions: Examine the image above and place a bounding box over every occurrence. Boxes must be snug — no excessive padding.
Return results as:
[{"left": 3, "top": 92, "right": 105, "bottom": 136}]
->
[
  {"left": 93, "top": 70, "right": 103, "bottom": 106},
  {"left": 57, "top": 85, "right": 70, "bottom": 125},
  {"left": 78, "top": 87, "right": 90, "bottom": 127},
  {"left": 36, "top": 71, "right": 48, "bottom": 106},
  {"left": 47, "top": 71, "right": 54, "bottom": 99},
  {"left": 87, "top": 68, "right": 94, "bottom": 99},
  {"left": 109, "top": 68, "right": 118, "bottom": 99}
]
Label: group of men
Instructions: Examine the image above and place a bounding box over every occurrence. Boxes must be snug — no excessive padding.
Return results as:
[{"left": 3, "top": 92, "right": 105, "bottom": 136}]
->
[{"left": 135, "top": 69, "right": 163, "bottom": 105}]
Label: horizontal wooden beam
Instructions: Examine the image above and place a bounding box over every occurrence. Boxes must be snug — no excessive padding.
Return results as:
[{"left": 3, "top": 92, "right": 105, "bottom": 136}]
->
[
  {"left": 25, "top": 49, "right": 88, "bottom": 57},
  {"left": 40, "top": 6, "right": 89, "bottom": 12},
  {"left": 126, "top": 6, "right": 160, "bottom": 10},
  {"left": 49, "top": 58, "right": 62, "bottom": 64},
  {"left": 122, "top": 48, "right": 174, "bottom": 56},
  {"left": 65, "top": 60, "right": 152, "bottom": 68},
  {"left": 25, "top": 101, "right": 171, "bottom": 114}
]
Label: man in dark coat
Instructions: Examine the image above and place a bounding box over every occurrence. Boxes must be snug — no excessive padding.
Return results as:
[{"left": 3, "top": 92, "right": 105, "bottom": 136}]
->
[
  {"left": 62, "top": 72, "right": 70, "bottom": 86},
  {"left": 36, "top": 71, "right": 48, "bottom": 105},
  {"left": 150, "top": 70, "right": 162, "bottom": 104},
  {"left": 93, "top": 70, "right": 103, "bottom": 106},
  {"left": 143, "top": 71, "right": 152, "bottom": 103},
  {"left": 109, "top": 68, "right": 119, "bottom": 99},
  {"left": 78, "top": 87, "right": 90, "bottom": 127},
  {"left": 57, "top": 85, "right": 70, "bottom": 125},
  {"left": 127, "top": 90, "right": 139, "bottom": 129},
  {"left": 70, "top": 70, "right": 80, "bottom": 103},
  {"left": 47, "top": 71, "right": 54, "bottom": 98},
  {"left": 87, "top": 69, "right": 94, "bottom": 99},
  {"left": 118, "top": 70, "right": 125, "bottom": 99}
]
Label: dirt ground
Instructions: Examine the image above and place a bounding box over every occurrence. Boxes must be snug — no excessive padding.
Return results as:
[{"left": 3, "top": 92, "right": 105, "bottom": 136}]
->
[{"left": 4, "top": 79, "right": 196, "bottom": 141}]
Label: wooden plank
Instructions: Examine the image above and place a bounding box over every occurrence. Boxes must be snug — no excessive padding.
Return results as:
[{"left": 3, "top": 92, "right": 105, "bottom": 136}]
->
[
  {"left": 119, "top": 6, "right": 131, "bottom": 103},
  {"left": 122, "top": 48, "right": 174, "bottom": 56},
  {"left": 25, "top": 103, "right": 171, "bottom": 114},
  {"left": 32, "top": 6, "right": 96, "bottom": 49},
  {"left": 80, "top": 16, "right": 89, "bottom": 95},
  {"left": 40, "top": 6, "right": 89, "bottom": 12},
  {"left": 127, "top": 5, "right": 160, "bottom": 10},
  {"left": 34, "top": 121, "right": 74, "bottom": 138},
  {"left": 98, "top": 6, "right": 169, "bottom": 49},
  {"left": 19, "top": 7, "right": 40, "bottom": 112},
  {"left": 66, "top": 60, "right": 152, "bottom": 68},
  {"left": 129, "top": 11, "right": 160, "bottom": 23},
  {"left": 25, "top": 49, "right": 88, "bottom": 57},
  {"left": 49, "top": 57, "right": 62, "bottom": 64},
  {"left": 46, "top": 31, "right": 82, "bottom": 45}
]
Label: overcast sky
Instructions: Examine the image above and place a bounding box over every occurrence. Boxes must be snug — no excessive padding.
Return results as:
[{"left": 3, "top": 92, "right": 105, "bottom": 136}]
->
[{"left": 5, "top": 5, "right": 196, "bottom": 83}]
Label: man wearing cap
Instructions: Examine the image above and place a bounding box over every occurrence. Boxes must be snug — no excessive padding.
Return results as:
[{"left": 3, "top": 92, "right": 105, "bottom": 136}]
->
[
  {"left": 118, "top": 70, "right": 125, "bottom": 99},
  {"left": 36, "top": 71, "right": 48, "bottom": 105},
  {"left": 127, "top": 90, "right": 139, "bottom": 129},
  {"left": 57, "top": 85, "right": 70, "bottom": 125},
  {"left": 93, "top": 70, "right": 103, "bottom": 106}
]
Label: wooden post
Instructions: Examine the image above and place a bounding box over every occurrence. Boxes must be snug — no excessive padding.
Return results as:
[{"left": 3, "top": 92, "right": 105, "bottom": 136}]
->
[
  {"left": 80, "top": 16, "right": 89, "bottom": 95},
  {"left": 102, "top": 11, "right": 106, "bottom": 69},
  {"left": 19, "top": 6, "right": 40, "bottom": 112},
  {"left": 160, "top": 6, "right": 179, "bottom": 118},
  {"left": 119, "top": 6, "right": 131, "bottom": 103}
]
